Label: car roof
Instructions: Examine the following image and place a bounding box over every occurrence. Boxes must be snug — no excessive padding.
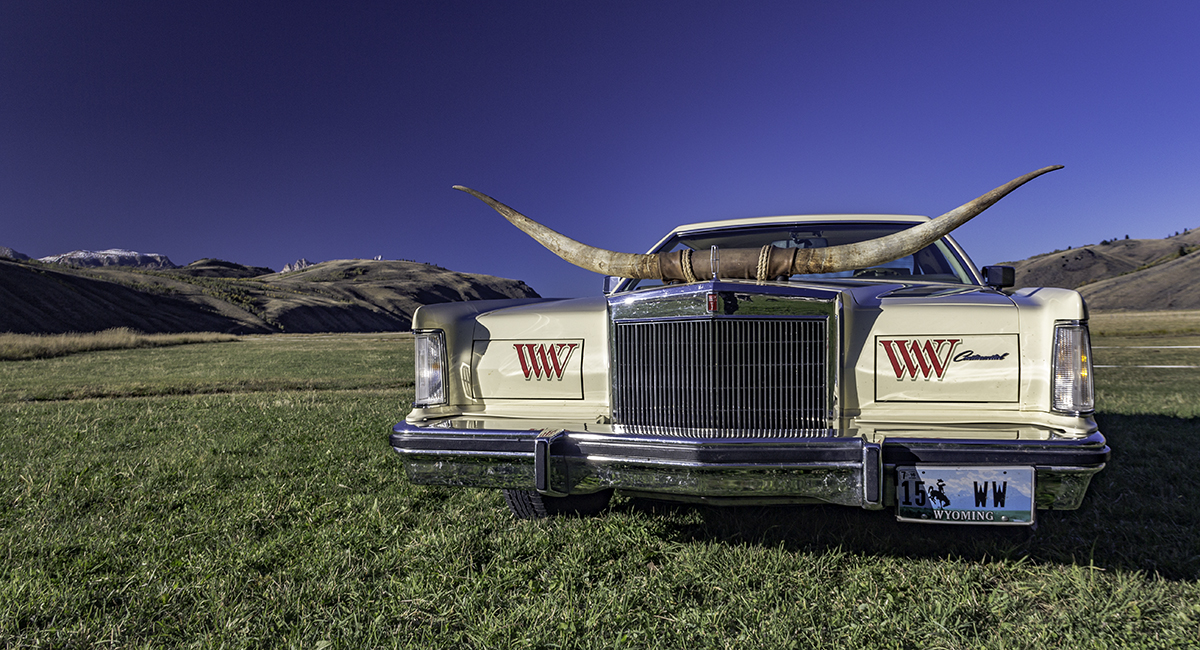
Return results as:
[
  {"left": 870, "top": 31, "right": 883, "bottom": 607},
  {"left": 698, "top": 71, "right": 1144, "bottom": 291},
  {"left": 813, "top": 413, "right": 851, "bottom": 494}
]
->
[{"left": 666, "top": 214, "right": 930, "bottom": 237}]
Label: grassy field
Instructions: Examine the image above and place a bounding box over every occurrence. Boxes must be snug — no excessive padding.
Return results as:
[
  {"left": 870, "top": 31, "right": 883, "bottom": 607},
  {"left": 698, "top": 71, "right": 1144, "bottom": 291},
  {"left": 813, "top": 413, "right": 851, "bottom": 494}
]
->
[
  {"left": 1090, "top": 309, "right": 1200, "bottom": 337},
  {"left": 0, "top": 329, "right": 239, "bottom": 362},
  {"left": 2, "top": 322, "right": 1199, "bottom": 648}
]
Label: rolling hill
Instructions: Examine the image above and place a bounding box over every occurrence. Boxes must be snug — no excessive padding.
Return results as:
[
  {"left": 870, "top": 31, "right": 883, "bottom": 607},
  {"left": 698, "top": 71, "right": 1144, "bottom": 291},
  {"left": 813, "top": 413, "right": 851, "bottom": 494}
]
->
[
  {"left": 0, "top": 257, "right": 539, "bottom": 334},
  {"left": 6, "top": 223, "right": 1197, "bottom": 336},
  {"left": 1001, "top": 228, "right": 1200, "bottom": 311}
]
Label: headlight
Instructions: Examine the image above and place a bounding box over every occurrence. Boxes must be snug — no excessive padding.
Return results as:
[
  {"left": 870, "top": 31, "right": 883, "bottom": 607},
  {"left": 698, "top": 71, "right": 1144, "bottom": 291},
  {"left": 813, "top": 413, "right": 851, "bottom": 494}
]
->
[
  {"left": 413, "top": 329, "right": 447, "bottom": 407},
  {"left": 1051, "top": 322, "right": 1094, "bottom": 414}
]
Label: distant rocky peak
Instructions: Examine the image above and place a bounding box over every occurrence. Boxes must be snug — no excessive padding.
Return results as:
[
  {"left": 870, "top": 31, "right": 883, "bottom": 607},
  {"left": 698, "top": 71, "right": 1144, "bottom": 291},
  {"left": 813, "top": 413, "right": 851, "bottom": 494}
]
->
[
  {"left": 38, "top": 249, "right": 177, "bottom": 269},
  {"left": 282, "top": 258, "right": 315, "bottom": 273},
  {"left": 0, "top": 246, "right": 30, "bottom": 261}
]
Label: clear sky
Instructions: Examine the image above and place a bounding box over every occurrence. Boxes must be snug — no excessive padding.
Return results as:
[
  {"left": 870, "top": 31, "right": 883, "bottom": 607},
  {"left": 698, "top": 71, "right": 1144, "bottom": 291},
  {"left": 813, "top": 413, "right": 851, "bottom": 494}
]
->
[{"left": 3, "top": 1, "right": 1198, "bottom": 297}]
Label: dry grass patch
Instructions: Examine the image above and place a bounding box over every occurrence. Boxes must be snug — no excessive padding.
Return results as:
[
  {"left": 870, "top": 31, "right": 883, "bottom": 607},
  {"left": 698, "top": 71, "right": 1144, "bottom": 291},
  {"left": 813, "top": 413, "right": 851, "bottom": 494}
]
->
[
  {"left": 0, "top": 328, "right": 238, "bottom": 361},
  {"left": 1089, "top": 310, "right": 1200, "bottom": 337}
]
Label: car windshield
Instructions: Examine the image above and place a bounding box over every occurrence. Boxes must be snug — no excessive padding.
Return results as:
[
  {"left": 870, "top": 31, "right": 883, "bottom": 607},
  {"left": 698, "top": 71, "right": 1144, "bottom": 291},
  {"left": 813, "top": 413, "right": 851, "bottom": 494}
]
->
[{"left": 622, "top": 221, "right": 977, "bottom": 291}]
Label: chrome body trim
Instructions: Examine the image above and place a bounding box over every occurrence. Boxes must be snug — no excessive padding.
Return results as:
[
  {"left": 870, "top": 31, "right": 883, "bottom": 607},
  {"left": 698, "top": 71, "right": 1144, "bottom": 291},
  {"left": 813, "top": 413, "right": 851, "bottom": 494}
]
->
[{"left": 390, "top": 421, "right": 1108, "bottom": 511}]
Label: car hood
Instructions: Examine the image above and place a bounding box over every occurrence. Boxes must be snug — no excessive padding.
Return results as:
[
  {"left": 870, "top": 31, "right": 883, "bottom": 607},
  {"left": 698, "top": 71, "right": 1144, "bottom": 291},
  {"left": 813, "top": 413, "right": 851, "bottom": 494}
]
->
[{"left": 447, "top": 278, "right": 1082, "bottom": 426}]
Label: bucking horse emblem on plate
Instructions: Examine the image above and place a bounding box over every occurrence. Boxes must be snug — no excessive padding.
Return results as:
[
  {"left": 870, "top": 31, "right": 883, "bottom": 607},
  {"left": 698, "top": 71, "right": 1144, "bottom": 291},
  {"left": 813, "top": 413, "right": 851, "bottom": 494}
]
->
[{"left": 928, "top": 479, "right": 951, "bottom": 509}]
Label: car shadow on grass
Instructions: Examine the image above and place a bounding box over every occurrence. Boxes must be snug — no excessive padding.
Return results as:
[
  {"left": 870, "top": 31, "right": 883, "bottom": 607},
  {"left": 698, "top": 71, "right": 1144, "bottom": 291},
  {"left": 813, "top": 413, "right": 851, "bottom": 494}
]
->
[{"left": 618, "top": 413, "right": 1200, "bottom": 581}]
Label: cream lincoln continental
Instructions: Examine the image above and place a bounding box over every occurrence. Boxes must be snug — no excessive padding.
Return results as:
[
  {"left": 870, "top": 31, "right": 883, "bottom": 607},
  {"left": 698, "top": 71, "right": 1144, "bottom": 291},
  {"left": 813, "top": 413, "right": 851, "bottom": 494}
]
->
[{"left": 390, "top": 166, "right": 1108, "bottom": 525}]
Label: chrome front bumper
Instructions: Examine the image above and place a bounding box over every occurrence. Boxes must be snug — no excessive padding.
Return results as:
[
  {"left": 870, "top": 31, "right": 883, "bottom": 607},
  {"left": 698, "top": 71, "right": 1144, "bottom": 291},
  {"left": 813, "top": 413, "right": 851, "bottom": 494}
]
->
[{"left": 390, "top": 420, "right": 1109, "bottom": 510}]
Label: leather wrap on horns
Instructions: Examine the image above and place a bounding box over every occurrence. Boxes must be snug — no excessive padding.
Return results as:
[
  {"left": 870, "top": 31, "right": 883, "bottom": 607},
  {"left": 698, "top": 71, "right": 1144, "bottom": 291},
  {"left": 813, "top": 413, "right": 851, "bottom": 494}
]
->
[{"left": 453, "top": 165, "right": 1062, "bottom": 281}]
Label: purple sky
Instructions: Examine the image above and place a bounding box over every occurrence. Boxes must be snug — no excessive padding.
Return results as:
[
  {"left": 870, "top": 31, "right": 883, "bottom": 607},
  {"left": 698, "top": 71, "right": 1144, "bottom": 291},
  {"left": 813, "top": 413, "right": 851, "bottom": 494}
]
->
[{"left": 3, "top": 1, "right": 1199, "bottom": 297}]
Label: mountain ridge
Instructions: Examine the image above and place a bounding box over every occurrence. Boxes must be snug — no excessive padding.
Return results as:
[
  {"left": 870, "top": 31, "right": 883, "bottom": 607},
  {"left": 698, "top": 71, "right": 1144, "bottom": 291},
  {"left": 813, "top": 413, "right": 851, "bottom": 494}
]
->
[
  {"left": 6, "top": 224, "right": 1197, "bottom": 336},
  {"left": 0, "top": 258, "right": 538, "bottom": 334},
  {"left": 37, "top": 248, "right": 178, "bottom": 269}
]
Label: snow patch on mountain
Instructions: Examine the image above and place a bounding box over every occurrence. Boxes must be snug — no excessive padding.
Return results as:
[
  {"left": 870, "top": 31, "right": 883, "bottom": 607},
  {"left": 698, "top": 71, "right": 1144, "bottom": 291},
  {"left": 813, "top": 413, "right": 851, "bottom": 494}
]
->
[
  {"left": 39, "top": 249, "right": 177, "bottom": 269},
  {"left": 1, "top": 246, "right": 30, "bottom": 260}
]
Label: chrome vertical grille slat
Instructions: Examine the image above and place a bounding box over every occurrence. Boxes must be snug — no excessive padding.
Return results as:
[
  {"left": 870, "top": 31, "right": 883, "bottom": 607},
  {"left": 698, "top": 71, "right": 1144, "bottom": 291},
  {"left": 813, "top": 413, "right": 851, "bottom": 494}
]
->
[{"left": 612, "top": 317, "right": 830, "bottom": 437}]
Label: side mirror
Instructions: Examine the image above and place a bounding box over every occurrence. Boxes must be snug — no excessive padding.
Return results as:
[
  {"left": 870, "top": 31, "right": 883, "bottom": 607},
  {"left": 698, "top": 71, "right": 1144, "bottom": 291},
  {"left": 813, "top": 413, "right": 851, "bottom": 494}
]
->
[
  {"left": 982, "top": 265, "right": 1015, "bottom": 289},
  {"left": 602, "top": 276, "right": 623, "bottom": 295}
]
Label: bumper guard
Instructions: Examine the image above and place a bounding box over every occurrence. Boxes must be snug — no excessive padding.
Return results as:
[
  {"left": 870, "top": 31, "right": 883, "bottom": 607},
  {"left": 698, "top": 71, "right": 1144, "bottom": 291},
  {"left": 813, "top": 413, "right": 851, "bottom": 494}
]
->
[{"left": 390, "top": 421, "right": 1109, "bottom": 510}]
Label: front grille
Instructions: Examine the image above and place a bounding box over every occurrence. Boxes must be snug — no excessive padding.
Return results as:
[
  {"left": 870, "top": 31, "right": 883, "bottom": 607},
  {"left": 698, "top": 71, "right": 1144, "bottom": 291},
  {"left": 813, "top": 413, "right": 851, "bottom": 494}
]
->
[{"left": 612, "top": 318, "right": 830, "bottom": 437}]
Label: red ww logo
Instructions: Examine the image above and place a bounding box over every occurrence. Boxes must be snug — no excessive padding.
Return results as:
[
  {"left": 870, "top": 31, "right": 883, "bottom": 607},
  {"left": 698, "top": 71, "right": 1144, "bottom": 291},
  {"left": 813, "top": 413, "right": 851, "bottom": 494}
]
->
[
  {"left": 513, "top": 343, "right": 579, "bottom": 381},
  {"left": 879, "top": 339, "right": 962, "bottom": 380}
]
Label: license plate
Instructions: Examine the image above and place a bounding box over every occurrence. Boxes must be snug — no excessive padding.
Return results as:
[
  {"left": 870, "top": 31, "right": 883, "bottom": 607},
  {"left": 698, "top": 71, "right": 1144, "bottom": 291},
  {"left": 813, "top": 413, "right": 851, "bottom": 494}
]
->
[{"left": 896, "top": 466, "right": 1034, "bottom": 525}]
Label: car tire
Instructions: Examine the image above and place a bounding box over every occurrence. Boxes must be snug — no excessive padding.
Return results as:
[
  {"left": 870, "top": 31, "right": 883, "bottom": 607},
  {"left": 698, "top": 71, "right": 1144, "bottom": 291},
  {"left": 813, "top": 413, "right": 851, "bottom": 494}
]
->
[{"left": 502, "top": 489, "right": 613, "bottom": 519}]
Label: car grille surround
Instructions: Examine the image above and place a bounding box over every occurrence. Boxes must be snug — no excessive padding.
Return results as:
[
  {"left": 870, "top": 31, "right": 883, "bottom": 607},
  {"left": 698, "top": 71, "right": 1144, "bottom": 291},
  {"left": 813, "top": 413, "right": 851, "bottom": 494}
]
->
[{"left": 612, "top": 317, "right": 832, "bottom": 437}]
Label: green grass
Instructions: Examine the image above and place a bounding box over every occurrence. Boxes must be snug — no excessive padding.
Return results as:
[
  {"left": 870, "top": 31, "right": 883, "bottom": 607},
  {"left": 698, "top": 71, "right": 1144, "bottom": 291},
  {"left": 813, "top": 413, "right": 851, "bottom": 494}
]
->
[
  {"left": 0, "top": 333, "right": 413, "bottom": 402},
  {"left": 2, "top": 332, "right": 1199, "bottom": 648},
  {"left": 1092, "top": 336, "right": 1200, "bottom": 419}
]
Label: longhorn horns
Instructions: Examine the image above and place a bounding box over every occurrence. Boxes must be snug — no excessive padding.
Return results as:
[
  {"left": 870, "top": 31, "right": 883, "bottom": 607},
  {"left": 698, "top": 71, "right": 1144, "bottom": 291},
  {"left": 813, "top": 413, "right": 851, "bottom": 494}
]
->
[{"left": 453, "top": 165, "right": 1062, "bottom": 281}]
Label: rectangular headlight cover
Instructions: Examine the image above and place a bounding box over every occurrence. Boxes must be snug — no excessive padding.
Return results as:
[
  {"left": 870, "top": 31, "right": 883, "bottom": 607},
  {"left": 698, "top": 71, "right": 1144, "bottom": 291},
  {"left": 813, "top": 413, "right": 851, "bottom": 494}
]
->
[
  {"left": 413, "top": 329, "right": 447, "bottom": 407},
  {"left": 1052, "top": 323, "right": 1094, "bottom": 414}
]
